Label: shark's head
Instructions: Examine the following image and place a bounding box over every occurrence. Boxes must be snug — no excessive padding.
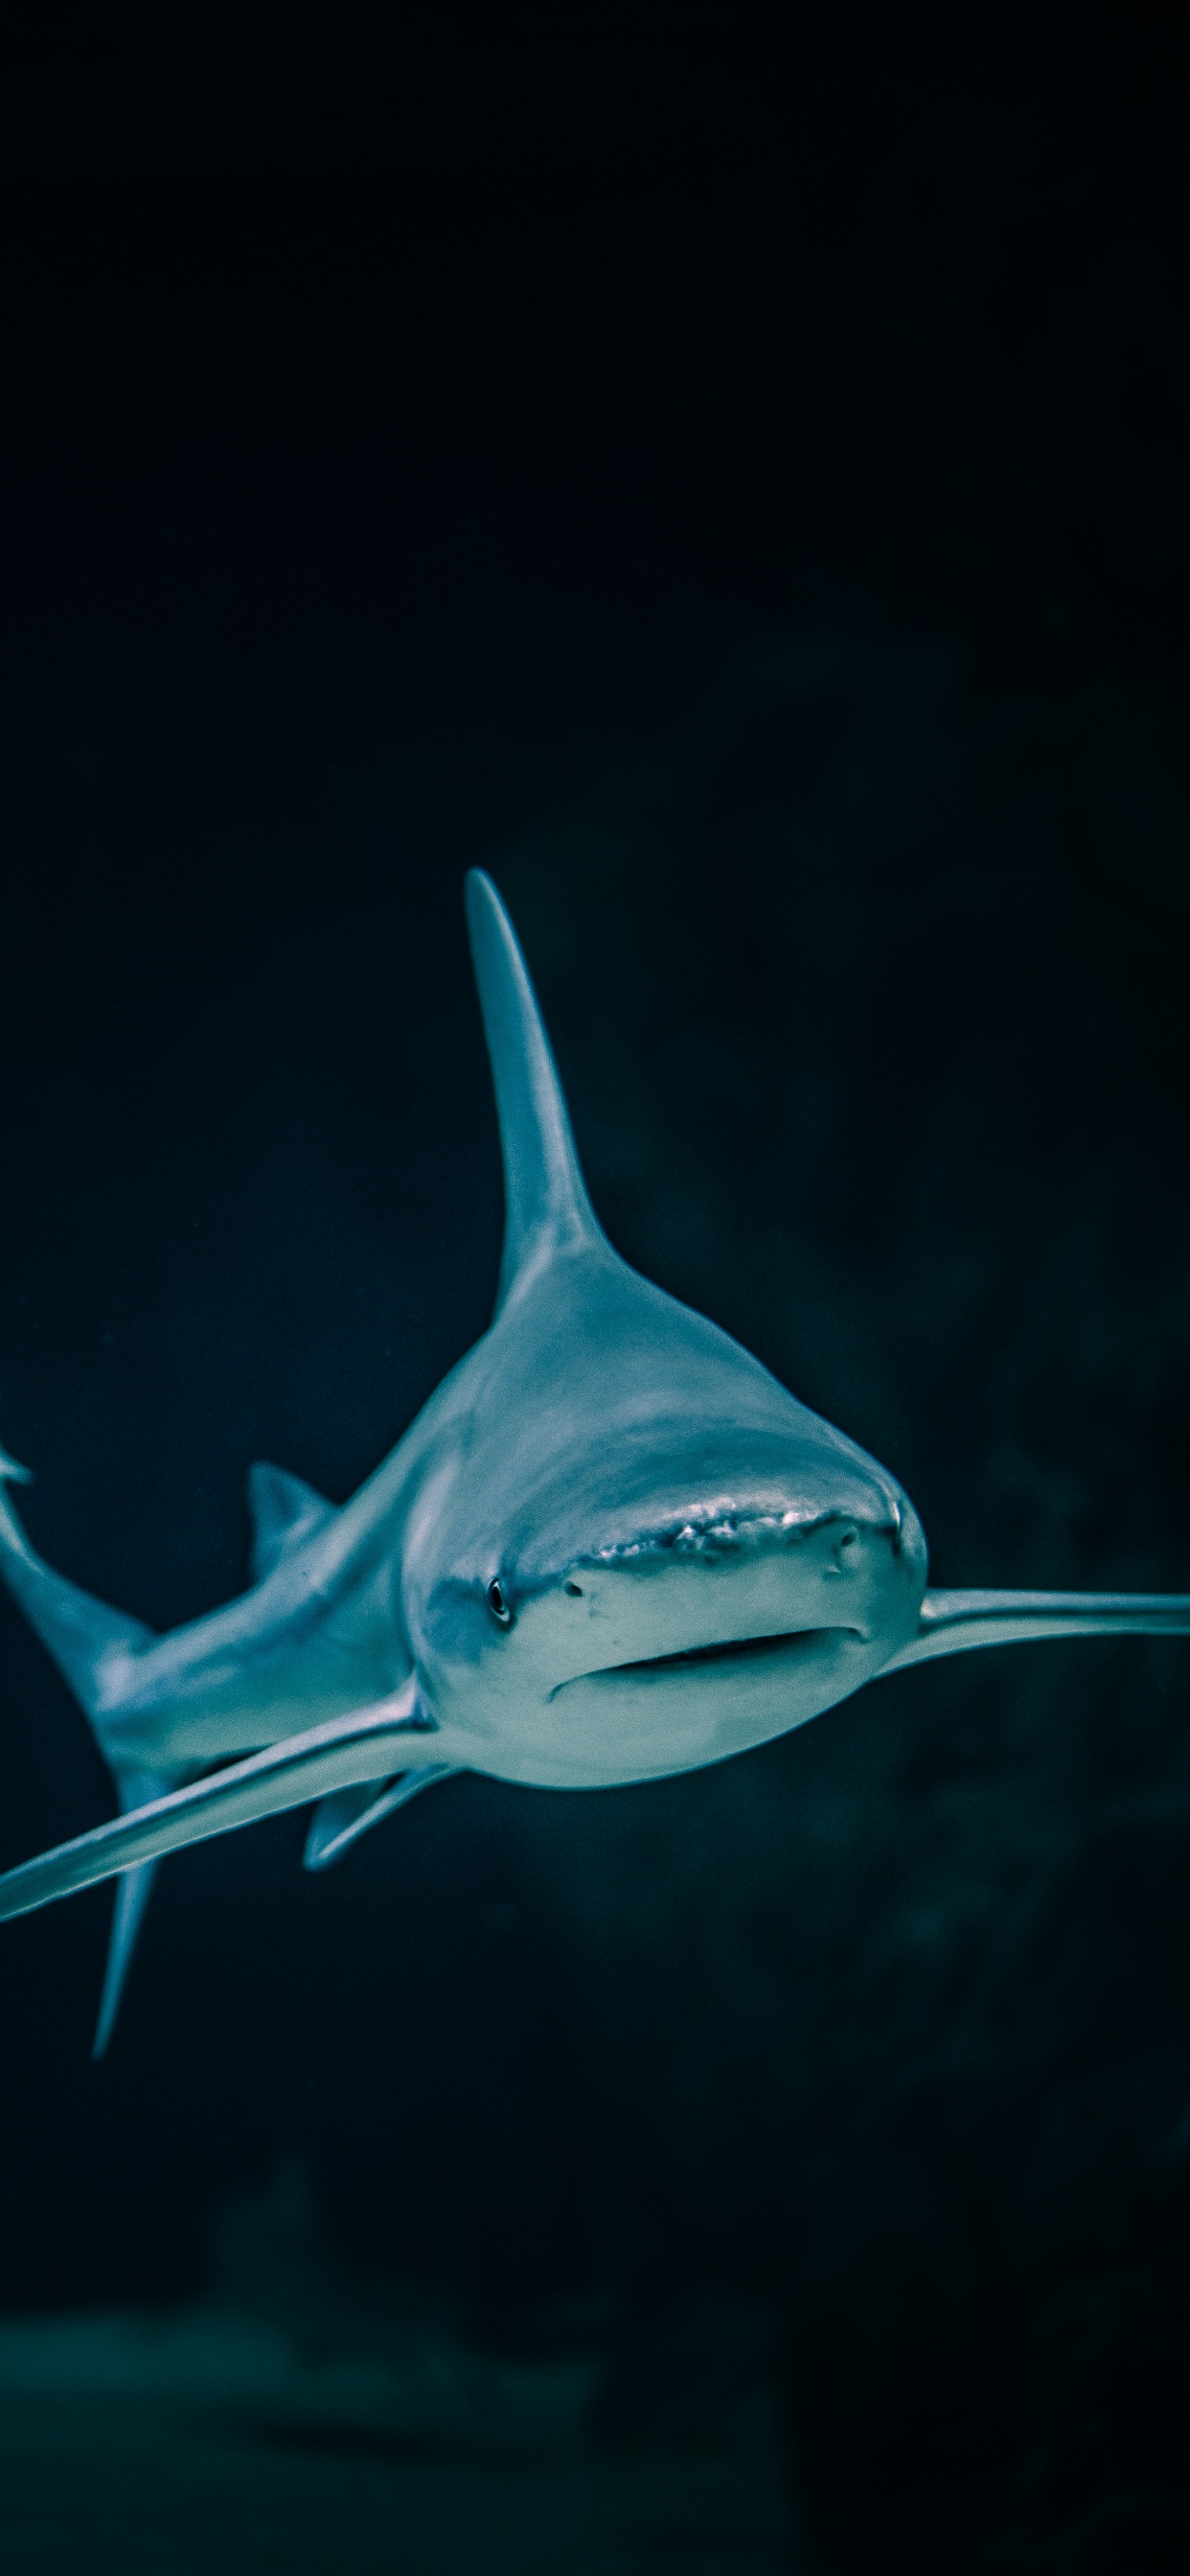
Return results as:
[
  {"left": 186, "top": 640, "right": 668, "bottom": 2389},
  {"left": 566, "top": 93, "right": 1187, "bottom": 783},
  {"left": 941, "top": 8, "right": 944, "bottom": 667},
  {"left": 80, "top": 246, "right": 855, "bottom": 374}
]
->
[
  {"left": 410, "top": 1394, "right": 928, "bottom": 1784},
  {"left": 399, "top": 869, "right": 928, "bottom": 1786}
]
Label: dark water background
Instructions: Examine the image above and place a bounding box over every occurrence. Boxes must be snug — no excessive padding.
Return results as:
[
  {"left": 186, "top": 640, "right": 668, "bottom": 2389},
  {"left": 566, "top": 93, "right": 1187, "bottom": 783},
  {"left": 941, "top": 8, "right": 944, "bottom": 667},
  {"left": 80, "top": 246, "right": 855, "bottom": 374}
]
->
[{"left": 1, "top": 12, "right": 1188, "bottom": 2570}]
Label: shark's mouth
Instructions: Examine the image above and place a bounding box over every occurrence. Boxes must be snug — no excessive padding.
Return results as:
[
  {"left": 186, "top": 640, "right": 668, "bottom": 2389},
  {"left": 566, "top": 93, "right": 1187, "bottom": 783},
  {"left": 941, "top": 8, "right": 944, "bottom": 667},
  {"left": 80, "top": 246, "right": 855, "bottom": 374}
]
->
[{"left": 569, "top": 1623, "right": 862, "bottom": 1689}]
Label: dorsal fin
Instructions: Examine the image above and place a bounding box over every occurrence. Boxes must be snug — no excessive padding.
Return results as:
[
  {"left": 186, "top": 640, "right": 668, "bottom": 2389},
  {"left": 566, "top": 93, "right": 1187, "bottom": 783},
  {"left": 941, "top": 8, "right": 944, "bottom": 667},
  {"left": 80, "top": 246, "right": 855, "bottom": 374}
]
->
[
  {"left": 465, "top": 870, "right": 606, "bottom": 1307},
  {"left": 246, "top": 1463, "right": 337, "bottom": 1584}
]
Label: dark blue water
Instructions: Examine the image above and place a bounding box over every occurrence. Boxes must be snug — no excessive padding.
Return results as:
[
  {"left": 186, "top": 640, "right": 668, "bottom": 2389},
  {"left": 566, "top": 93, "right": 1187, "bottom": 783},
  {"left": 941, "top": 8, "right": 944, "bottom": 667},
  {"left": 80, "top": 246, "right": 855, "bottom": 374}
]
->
[{"left": 1, "top": 13, "right": 1187, "bottom": 2569}]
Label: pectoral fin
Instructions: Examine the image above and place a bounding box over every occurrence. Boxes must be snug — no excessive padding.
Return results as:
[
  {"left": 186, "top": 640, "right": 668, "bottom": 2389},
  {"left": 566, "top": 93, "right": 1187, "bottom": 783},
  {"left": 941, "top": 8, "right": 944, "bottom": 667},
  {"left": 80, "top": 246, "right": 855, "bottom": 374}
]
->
[
  {"left": 884, "top": 1587, "right": 1190, "bottom": 1671},
  {"left": 0, "top": 1681, "right": 448, "bottom": 1927}
]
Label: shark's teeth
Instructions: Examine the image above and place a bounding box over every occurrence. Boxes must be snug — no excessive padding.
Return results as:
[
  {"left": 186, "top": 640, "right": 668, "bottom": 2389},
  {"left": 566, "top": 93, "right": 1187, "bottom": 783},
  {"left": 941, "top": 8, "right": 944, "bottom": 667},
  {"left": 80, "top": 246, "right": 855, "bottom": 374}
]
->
[{"left": 591, "top": 1501, "right": 876, "bottom": 1562}]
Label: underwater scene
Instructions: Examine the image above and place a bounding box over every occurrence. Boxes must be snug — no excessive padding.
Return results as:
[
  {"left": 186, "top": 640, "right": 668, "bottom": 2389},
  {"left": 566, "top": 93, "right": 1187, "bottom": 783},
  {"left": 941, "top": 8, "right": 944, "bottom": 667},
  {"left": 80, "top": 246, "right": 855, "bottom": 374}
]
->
[{"left": 1, "top": 15, "right": 1188, "bottom": 2574}]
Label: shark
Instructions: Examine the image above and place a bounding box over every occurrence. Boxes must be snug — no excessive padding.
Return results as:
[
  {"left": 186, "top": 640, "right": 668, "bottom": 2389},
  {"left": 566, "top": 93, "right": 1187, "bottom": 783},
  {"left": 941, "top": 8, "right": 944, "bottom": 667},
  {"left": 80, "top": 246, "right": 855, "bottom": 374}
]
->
[{"left": 2, "top": 868, "right": 1188, "bottom": 2056}]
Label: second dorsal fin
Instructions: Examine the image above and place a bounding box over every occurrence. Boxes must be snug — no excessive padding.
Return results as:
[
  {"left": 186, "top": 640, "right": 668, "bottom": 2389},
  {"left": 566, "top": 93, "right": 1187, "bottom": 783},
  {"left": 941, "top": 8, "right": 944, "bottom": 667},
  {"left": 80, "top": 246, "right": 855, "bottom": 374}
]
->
[
  {"left": 247, "top": 1463, "right": 337, "bottom": 1584},
  {"left": 465, "top": 870, "right": 607, "bottom": 1308}
]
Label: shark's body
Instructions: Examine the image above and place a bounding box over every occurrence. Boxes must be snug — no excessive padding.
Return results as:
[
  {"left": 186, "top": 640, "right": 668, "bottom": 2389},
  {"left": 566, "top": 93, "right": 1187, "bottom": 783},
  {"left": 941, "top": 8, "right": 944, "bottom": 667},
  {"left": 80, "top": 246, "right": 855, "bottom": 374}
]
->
[{"left": 2, "top": 871, "right": 1188, "bottom": 2053}]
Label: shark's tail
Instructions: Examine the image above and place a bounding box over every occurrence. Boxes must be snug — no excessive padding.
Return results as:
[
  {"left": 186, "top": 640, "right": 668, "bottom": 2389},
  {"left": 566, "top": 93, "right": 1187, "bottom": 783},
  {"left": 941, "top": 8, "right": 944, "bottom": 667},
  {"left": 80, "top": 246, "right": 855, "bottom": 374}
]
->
[{"left": 0, "top": 1448, "right": 174, "bottom": 2055}]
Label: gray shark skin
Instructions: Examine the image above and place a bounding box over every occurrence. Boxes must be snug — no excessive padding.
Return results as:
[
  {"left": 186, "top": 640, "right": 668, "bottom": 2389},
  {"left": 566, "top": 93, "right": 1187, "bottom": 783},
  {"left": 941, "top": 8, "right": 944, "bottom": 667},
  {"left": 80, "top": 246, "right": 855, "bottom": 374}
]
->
[{"left": 2, "top": 869, "right": 1188, "bottom": 2054}]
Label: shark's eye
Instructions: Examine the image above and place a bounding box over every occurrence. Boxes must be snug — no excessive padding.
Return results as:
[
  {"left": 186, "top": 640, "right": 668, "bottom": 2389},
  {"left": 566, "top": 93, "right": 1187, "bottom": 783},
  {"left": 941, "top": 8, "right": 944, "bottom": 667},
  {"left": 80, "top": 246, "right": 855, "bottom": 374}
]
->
[
  {"left": 563, "top": 1580, "right": 584, "bottom": 1597},
  {"left": 487, "top": 1578, "right": 514, "bottom": 1627}
]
